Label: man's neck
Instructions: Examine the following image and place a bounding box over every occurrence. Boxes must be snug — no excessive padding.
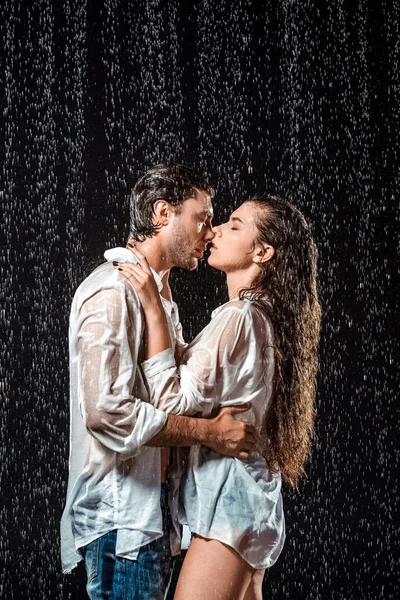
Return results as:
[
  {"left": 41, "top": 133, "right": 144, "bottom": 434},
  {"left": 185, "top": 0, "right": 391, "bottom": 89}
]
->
[{"left": 126, "top": 239, "right": 172, "bottom": 279}]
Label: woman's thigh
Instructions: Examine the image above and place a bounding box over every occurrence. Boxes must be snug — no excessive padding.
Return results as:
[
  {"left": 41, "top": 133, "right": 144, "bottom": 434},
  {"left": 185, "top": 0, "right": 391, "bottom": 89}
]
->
[
  {"left": 243, "top": 569, "right": 265, "bottom": 600},
  {"left": 173, "top": 535, "right": 255, "bottom": 600}
]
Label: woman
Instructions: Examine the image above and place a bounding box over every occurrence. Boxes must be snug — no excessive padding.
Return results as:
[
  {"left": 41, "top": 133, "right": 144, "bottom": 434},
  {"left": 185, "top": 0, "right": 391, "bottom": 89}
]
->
[{"left": 115, "top": 195, "right": 321, "bottom": 600}]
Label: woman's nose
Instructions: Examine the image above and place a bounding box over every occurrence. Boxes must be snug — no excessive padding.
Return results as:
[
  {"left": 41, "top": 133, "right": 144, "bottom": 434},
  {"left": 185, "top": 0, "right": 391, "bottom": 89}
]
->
[{"left": 212, "top": 224, "right": 222, "bottom": 236}]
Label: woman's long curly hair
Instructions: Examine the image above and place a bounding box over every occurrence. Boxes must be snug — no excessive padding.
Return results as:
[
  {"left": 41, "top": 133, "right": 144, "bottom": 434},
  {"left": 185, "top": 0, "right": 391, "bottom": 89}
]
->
[{"left": 239, "top": 195, "right": 321, "bottom": 487}]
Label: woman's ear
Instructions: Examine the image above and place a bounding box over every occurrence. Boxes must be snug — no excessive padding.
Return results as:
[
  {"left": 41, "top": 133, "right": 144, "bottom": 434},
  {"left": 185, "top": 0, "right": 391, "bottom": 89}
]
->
[
  {"left": 253, "top": 244, "right": 275, "bottom": 264},
  {"left": 152, "top": 199, "right": 171, "bottom": 226}
]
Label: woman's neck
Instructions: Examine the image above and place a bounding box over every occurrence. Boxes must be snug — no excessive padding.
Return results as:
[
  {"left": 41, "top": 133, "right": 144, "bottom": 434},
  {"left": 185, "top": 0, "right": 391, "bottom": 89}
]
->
[{"left": 226, "top": 266, "right": 259, "bottom": 300}]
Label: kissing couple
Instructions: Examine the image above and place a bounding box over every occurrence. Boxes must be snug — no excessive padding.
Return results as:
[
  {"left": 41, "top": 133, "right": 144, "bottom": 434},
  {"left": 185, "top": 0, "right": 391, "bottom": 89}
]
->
[{"left": 61, "top": 163, "right": 320, "bottom": 600}]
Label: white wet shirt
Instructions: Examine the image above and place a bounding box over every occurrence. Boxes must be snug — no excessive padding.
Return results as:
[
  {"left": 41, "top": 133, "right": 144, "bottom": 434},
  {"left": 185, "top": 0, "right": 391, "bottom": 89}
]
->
[
  {"left": 60, "top": 248, "right": 183, "bottom": 573},
  {"left": 142, "top": 298, "right": 285, "bottom": 569}
]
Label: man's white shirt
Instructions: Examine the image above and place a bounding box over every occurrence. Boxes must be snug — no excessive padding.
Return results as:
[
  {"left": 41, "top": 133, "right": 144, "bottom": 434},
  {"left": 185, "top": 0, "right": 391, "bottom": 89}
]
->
[{"left": 60, "top": 248, "right": 183, "bottom": 573}]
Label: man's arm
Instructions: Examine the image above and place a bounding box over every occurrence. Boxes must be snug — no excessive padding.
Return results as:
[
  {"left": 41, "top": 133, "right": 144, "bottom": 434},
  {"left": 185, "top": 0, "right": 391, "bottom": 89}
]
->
[
  {"left": 76, "top": 285, "right": 169, "bottom": 457},
  {"left": 146, "top": 405, "right": 256, "bottom": 460}
]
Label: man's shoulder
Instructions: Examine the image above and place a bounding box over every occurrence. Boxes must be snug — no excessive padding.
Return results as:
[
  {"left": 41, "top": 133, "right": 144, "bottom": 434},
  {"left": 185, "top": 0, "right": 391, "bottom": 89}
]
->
[{"left": 73, "top": 262, "right": 140, "bottom": 311}]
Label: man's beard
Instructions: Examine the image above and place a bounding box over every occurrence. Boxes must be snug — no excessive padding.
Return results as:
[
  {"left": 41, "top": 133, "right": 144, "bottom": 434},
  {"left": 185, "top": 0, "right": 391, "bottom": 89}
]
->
[{"left": 167, "top": 226, "right": 198, "bottom": 271}]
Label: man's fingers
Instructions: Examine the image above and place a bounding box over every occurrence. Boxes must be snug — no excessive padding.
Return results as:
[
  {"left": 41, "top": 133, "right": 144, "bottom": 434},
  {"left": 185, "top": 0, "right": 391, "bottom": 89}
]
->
[
  {"left": 241, "top": 442, "right": 256, "bottom": 454},
  {"left": 225, "top": 403, "right": 251, "bottom": 415},
  {"left": 238, "top": 450, "right": 250, "bottom": 460},
  {"left": 243, "top": 434, "right": 256, "bottom": 447},
  {"left": 244, "top": 425, "right": 256, "bottom": 439}
]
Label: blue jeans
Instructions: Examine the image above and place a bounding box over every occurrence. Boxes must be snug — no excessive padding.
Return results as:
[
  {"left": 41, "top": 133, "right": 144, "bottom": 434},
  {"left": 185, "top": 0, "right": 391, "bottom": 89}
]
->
[{"left": 81, "top": 485, "right": 174, "bottom": 600}]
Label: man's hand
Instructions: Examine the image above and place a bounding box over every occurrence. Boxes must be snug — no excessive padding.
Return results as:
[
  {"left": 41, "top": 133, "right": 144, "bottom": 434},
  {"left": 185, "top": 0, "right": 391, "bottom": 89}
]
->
[
  {"left": 204, "top": 404, "right": 256, "bottom": 459},
  {"left": 146, "top": 404, "right": 256, "bottom": 459}
]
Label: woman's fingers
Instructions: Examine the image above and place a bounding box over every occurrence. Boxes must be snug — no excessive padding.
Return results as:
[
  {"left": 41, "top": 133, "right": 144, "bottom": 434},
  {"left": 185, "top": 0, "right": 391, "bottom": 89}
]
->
[
  {"left": 114, "top": 262, "right": 147, "bottom": 285},
  {"left": 113, "top": 264, "right": 150, "bottom": 297},
  {"left": 113, "top": 261, "right": 146, "bottom": 279},
  {"left": 113, "top": 260, "right": 162, "bottom": 312},
  {"left": 131, "top": 248, "right": 152, "bottom": 274}
]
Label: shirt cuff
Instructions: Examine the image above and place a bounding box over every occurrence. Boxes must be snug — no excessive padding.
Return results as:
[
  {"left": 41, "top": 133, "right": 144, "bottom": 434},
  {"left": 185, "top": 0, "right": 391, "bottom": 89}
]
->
[
  {"left": 141, "top": 348, "right": 176, "bottom": 378},
  {"left": 124, "top": 404, "right": 168, "bottom": 456}
]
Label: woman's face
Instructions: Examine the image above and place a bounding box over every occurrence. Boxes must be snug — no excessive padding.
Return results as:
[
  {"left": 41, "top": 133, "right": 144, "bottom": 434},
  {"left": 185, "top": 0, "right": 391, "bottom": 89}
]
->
[{"left": 208, "top": 202, "right": 261, "bottom": 272}]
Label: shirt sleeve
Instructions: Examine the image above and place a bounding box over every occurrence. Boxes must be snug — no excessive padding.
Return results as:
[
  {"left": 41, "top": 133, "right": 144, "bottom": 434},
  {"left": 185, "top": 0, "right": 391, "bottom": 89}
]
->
[
  {"left": 75, "top": 286, "right": 168, "bottom": 458},
  {"left": 141, "top": 304, "right": 255, "bottom": 416}
]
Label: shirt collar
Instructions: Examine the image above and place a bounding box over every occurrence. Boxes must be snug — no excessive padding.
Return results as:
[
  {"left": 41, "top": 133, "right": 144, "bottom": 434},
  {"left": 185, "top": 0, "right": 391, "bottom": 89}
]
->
[
  {"left": 211, "top": 297, "right": 250, "bottom": 319},
  {"left": 104, "top": 247, "right": 163, "bottom": 293}
]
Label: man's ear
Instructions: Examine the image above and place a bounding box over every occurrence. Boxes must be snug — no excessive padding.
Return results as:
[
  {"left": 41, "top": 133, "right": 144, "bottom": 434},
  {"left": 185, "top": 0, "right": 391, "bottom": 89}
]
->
[
  {"left": 253, "top": 244, "right": 275, "bottom": 264},
  {"left": 153, "top": 199, "right": 171, "bottom": 226}
]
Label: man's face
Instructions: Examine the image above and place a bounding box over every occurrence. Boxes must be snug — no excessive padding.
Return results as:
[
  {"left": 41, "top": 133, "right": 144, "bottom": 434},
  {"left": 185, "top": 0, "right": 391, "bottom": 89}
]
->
[{"left": 167, "top": 189, "right": 214, "bottom": 270}]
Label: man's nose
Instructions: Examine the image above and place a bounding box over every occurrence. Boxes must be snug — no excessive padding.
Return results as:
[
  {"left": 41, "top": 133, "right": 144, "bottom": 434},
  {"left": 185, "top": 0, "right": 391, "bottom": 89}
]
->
[{"left": 204, "top": 225, "right": 215, "bottom": 242}]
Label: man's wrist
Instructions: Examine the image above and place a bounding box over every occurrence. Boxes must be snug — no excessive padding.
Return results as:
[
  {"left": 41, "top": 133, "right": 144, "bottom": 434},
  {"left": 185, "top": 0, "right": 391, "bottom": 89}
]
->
[
  {"left": 146, "top": 414, "right": 211, "bottom": 448},
  {"left": 190, "top": 417, "right": 210, "bottom": 446}
]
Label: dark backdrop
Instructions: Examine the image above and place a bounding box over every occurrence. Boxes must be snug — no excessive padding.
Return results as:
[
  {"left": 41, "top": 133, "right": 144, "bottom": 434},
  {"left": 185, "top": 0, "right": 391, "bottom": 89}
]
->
[{"left": 1, "top": 1, "right": 398, "bottom": 599}]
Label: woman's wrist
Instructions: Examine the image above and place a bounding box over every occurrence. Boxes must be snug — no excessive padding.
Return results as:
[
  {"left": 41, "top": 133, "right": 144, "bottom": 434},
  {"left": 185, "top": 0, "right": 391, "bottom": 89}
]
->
[
  {"left": 141, "top": 297, "right": 164, "bottom": 319},
  {"left": 143, "top": 307, "right": 167, "bottom": 328},
  {"left": 143, "top": 305, "right": 172, "bottom": 358}
]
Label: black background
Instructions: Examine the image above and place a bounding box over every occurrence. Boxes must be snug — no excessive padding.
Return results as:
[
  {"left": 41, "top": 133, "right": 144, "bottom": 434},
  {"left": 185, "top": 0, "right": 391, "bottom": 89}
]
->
[{"left": 1, "top": 1, "right": 398, "bottom": 598}]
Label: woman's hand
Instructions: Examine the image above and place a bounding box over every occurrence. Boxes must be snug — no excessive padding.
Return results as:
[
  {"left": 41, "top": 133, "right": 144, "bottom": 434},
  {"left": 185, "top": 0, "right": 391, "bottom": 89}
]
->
[
  {"left": 114, "top": 249, "right": 172, "bottom": 359},
  {"left": 113, "top": 249, "right": 163, "bottom": 317}
]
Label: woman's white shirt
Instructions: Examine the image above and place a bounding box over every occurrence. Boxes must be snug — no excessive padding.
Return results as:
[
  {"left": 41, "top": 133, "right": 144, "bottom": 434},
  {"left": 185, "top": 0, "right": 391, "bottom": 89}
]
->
[{"left": 142, "top": 299, "right": 285, "bottom": 569}]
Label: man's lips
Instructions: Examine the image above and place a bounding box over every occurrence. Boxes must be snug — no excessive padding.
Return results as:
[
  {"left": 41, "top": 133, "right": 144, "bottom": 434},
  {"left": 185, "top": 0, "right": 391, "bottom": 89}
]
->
[{"left": 194, "top": 247, "right": 206, "bottom": 257}]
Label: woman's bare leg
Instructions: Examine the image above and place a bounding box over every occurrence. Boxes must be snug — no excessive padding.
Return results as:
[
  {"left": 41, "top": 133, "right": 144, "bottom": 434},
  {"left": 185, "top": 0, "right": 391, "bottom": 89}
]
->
[
  {"left": 243, "top": 569, "right": 265, "bottom": 600},
  {"left": 173, "top": 536, "right": 256, "bottom": 600}
]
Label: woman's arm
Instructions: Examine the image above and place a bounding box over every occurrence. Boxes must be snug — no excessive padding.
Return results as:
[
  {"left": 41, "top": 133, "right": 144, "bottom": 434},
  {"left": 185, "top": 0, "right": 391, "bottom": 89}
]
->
[
  {"left": 140, "top": 305, "right": 252, "bottom": 416},
  {"left": 114, "top": 250, "right": 171, "bottom": 359},
  {"left": 115, "top": 253, "right": 256, "bottom": 418}
]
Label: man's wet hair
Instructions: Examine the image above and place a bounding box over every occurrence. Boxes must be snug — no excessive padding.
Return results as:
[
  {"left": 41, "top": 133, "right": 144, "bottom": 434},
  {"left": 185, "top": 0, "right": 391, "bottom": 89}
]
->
[{"left": 129, "top": 163, "right": 214, "bottom": 242}]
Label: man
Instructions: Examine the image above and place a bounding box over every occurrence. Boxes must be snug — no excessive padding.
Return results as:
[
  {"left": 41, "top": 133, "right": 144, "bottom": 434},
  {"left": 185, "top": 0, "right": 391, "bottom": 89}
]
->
[{"left": 61, "top": 164, "right": 256, "bottom": 599}]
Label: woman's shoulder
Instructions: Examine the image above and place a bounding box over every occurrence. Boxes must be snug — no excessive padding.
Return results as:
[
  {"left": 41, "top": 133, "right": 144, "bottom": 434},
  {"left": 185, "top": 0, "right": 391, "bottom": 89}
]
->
[
  {"left": 213, "top": 297, "right": 266, "bottom": 316},
  {"left": 221, "top": 297, "right": 274, "bottom": 337},
  {"left": 211, "top": 298, "right": 250, "bottom": 320}
]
